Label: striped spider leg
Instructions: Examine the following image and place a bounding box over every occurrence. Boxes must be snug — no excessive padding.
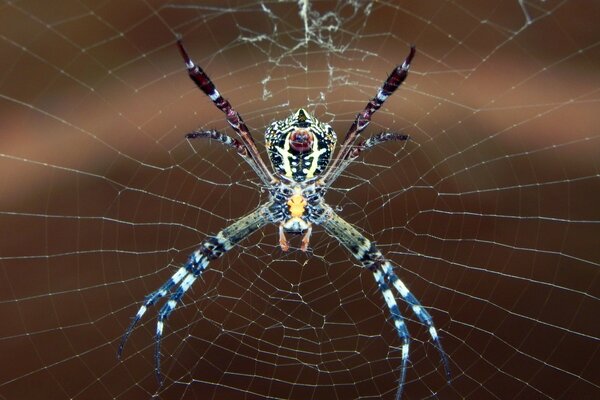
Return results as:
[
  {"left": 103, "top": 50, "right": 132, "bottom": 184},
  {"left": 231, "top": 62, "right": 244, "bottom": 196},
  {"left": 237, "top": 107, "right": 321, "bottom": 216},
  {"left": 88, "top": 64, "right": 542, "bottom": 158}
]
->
[
  {"left": 118, "top": 206, "right": 270, "bottom": 383},
  {"left": 316, "top": 45, "right": 451, "bottom": 397},
  {"left": 177, "top": 40, "right": 276, "bottom": 186},
  {"left": 348, "top": 131, "right": 410, "bottom": 160},
  {"left": 320, "top": 45, "right": 415, "bottom": 188},
  {"left": 321, "top": 209, "right": 451, "bottom": 399}
]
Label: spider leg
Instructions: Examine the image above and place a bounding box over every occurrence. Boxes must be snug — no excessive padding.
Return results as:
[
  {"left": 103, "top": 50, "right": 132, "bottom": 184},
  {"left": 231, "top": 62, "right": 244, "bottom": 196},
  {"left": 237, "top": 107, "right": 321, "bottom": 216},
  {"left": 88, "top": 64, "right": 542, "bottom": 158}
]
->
[
  {"left": 320, "top": 208, "right": 450, "bottom": 398},
  {"left": 177, "top": 40, "right": 275, "bottom": 184},
  {"left": 321, "top": 45, "right": 416, "bottom": 187},
  {"left": 117, "top": 265, "right": 188, "bottom": 358},
  {"left": 186, "top": 129, "right": 249, "bottom": 158},
  {"left": 372, "top": 261, "right": 410, "bottom": 400},
  {"left": 118, "top": 206, "right": 270, "bottom": 384},
  {"left": 380, "top": 262, "right": 451, "bottom": 381},
  {"left": 348, "top": 131, "right": 409, "bottom": 160}
]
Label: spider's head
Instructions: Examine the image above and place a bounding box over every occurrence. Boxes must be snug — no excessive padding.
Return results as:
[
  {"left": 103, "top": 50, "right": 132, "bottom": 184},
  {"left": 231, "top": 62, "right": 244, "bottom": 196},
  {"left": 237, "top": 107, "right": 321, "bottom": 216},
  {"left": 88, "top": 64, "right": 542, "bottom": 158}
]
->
[{"left": 265, "top": 108, "right": 337, "bottom": 182}]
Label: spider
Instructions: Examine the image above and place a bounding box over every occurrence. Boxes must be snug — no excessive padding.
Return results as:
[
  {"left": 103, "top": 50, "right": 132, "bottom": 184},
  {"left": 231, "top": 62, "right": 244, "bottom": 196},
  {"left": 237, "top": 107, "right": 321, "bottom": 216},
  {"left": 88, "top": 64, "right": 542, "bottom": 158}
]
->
[{"left": 118, "top": 39, "right": 450, "bottom": 399}]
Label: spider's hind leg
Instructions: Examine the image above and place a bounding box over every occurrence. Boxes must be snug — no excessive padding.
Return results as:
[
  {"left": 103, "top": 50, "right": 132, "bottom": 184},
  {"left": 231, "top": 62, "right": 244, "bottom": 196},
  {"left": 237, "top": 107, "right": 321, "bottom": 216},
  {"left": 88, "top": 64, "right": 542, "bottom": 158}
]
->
[
  {"left": 321, "top": 45, "right": 416, "bottom": 186},
  {"left": 348, "top": 131, "right": 409, "bottom": 160},
  {"left": 186, "top": 129, "right": 248, "bottom": 158},
  {"left": 176, "top": 40, "right": 275, "bottom": 184}
]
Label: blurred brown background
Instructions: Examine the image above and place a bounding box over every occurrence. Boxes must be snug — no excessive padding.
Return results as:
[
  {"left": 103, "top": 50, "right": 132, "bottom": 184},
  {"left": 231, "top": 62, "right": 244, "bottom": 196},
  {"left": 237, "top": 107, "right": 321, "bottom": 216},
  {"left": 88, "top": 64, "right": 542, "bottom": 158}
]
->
[{"left": 0, "top": 1, "right": 599, "bottom": 399}]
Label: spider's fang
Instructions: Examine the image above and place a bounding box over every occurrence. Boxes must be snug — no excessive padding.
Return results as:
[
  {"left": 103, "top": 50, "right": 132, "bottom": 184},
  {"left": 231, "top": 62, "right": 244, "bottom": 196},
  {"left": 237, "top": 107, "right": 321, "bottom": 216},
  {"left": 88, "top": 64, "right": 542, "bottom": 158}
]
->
[
  {"left": 279, "top": 223, "right": 290, "bottom": 252},
  {"left": 300, "top": 224, "right": 312, "bottom": 252}
]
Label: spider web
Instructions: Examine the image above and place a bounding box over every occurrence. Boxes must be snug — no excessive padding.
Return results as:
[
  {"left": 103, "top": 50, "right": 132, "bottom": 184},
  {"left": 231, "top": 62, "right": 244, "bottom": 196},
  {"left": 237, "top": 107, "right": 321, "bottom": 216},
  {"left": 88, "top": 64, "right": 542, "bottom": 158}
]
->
[{"left": 1, "top": 1, "right": 599, "bottom": 399}]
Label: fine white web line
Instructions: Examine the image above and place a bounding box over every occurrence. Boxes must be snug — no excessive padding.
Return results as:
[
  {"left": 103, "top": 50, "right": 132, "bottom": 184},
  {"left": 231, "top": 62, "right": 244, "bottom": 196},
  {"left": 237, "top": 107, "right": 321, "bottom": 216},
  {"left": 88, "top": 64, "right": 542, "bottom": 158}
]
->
[{"left": 1, "top": 1, "right": 599, "bottom": 399}]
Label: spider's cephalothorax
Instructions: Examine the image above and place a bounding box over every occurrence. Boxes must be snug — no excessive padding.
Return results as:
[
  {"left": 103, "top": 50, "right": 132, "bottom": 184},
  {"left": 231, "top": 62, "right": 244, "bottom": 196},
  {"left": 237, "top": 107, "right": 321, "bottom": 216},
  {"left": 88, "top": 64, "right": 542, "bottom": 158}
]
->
[
  {"left": 267, "top": 181, "right": 327, "bottom": 252},
  {"left": 118, "top": 40, "right": 450, "bottom": 399},
  {"left": 265, "top": 108, "right": 336, "bottom": 182}
]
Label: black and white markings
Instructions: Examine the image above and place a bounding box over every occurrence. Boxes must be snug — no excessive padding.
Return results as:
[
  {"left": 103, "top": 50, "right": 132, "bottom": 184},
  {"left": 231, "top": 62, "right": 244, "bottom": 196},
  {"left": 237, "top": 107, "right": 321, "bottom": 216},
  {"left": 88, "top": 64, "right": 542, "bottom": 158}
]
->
[
  {"left": 118, "top": 207, "right": 270, "bottom": 383},
  {"left": 265, "top": 108, "right": 336, "bottom": 182},
  {"left": 320, "top": 44, "right": 416, "bottom": 187},
  {"left": 120, "top": 40, "right": 448, "bottom": 398},
  {"left": 321, "top": 209, "right": 450, "bottom": 398},
  {"left": 176, "top": 40, "right": 275, "bottom": 184},
  {"left": 186, "top": 129, "right": 249, "bottom": 158}
]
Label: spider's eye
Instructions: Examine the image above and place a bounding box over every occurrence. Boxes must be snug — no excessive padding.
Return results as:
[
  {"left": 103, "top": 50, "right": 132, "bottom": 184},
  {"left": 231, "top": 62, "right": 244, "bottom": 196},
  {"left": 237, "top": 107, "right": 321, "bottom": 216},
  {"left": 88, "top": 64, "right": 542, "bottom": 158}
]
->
[{"left": 289, "top": 130, "right": 313, "bottom": 153}]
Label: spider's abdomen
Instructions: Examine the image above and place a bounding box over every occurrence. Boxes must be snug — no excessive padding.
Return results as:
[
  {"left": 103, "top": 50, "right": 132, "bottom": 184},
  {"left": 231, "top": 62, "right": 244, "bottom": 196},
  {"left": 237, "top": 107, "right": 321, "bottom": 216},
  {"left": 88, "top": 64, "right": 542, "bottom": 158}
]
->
[{"left": 265, "top": 109, "right": 336, "bottom": 182}]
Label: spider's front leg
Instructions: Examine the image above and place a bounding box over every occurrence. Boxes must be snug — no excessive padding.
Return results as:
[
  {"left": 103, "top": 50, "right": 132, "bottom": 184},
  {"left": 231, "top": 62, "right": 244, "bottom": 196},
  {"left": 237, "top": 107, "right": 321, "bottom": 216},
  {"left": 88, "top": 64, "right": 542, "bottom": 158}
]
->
[
  {"left": 320, "top": 208, "right": 450, "bottom": 399},
  {"left": 118, "top": 206, "right": 270, "bottom": 384}
]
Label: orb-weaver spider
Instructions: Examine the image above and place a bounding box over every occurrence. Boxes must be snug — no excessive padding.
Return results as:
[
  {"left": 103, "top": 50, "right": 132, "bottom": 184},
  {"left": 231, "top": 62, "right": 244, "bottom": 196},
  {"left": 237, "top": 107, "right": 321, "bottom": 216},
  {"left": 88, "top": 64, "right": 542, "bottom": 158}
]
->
[{"left": 118, "top": 39, "right": 450, "bottom": 399}]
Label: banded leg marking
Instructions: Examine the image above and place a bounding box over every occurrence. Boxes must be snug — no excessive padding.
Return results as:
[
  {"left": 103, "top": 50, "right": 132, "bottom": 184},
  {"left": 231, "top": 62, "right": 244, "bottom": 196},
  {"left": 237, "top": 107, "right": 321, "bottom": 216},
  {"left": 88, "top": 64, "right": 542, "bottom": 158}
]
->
[
  {"left": 348, "top": 131, "right": 409, "bottom": 160},
  {"left": 118, "top": 207, "right": 269, "bottom": 384},
  {"left": 176, "top": 40, "right": 275, "bottom": 184},
  {"left": 320, "top": 208, "right": 450, "bottom": 397},
  {"left": 322, "top": 45, "right": 416, "bottom": 186},
  {"left": 186, "top": 129, "right": 249, "bottom": 158},
  {"left": 372, "top": 267, "right": 410, "bottom": 400},
  {"left": 381, "top": 262, "right": 451, "bottom": 380}
]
